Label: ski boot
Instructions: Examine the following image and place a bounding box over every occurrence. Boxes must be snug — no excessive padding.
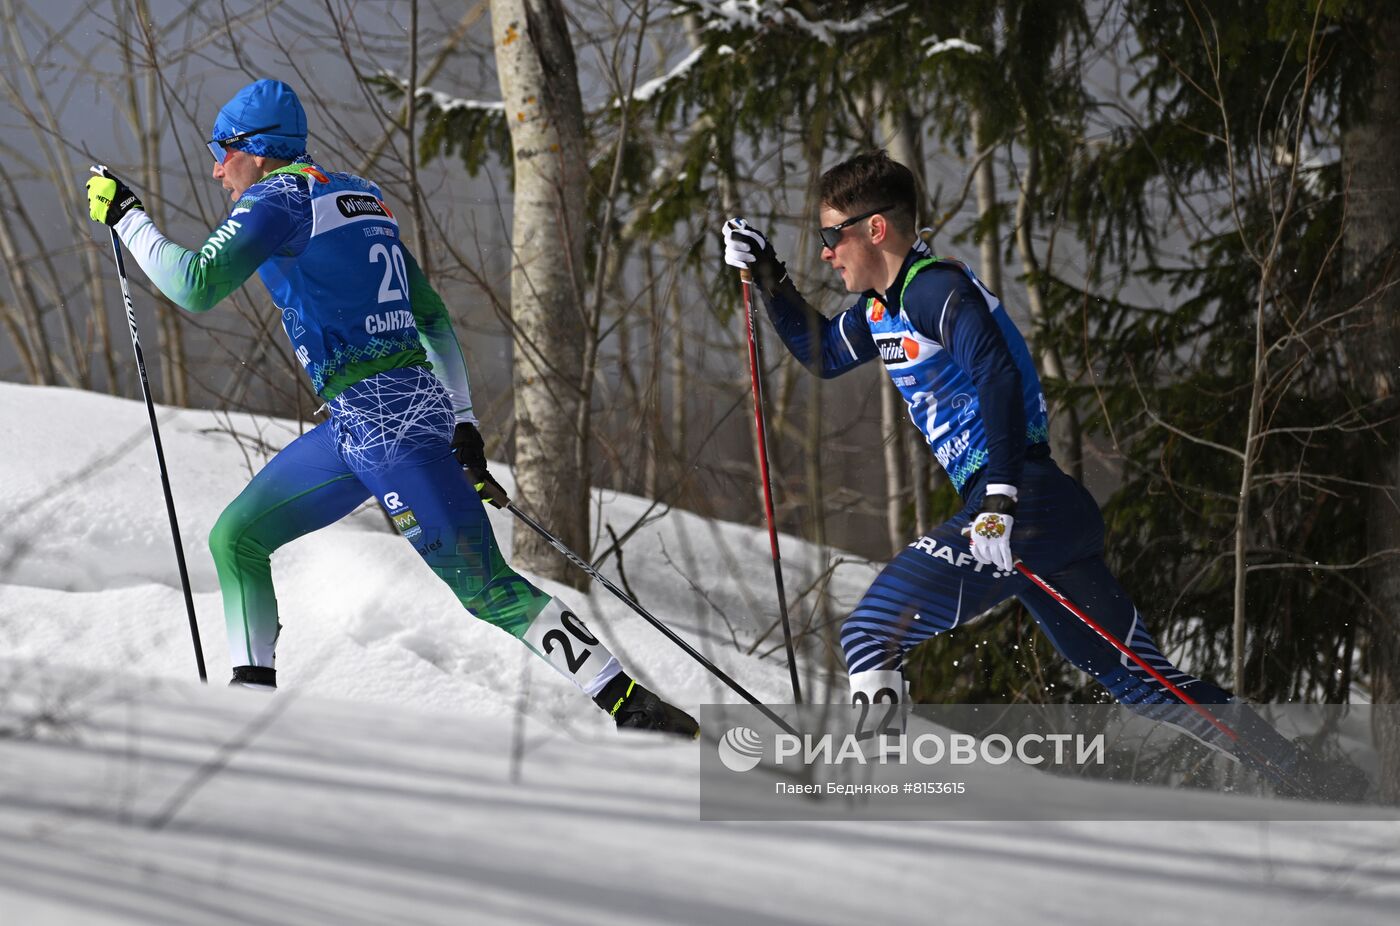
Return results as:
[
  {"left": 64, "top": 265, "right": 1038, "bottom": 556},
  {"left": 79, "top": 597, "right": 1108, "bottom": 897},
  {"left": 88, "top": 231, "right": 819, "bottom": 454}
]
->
[
  {"left": 594, "top": 673, "right": 699, "bottom": 739},
  {"left": 229, "top": 666, "right": 277, "bottom": 691}
]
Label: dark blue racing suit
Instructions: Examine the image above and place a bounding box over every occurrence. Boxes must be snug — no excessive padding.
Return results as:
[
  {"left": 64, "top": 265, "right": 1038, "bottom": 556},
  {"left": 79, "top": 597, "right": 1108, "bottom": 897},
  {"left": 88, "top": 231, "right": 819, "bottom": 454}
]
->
[{"left": 760, "top": 239, "right": 1313, "bottom": 782}]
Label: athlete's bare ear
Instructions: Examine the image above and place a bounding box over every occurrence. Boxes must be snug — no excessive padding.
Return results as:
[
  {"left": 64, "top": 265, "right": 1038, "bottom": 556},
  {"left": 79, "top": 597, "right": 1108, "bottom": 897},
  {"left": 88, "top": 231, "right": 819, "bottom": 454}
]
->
[{"left": 869, "top": 213, "right": 887, "bottom": 245}]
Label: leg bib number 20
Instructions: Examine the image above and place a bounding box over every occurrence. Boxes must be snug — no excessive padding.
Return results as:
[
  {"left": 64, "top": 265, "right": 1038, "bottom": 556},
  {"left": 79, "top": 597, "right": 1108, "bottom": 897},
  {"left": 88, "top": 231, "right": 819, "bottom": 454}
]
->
[{"left": 524, "top": 599, "right": 614, "bottom": 687}]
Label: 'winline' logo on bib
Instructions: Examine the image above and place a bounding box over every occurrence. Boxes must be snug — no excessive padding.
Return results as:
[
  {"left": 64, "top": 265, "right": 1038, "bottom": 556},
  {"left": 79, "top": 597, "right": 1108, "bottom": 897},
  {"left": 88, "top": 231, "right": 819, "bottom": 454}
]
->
[{"left": 336, "top": 193, "right": 391, "bottom": 219}]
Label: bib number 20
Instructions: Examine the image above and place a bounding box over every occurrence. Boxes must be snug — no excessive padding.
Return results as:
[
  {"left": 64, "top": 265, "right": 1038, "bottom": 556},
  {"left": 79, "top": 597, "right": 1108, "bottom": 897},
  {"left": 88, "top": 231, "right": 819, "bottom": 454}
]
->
[
  {"left": 525, "top": 601, "right": 614, "bottom": 686},
  {"left": 369, "top": 243, "right": 410, "bottom": 304},
  {"left": 542, "top": 611, "right": 598, "bottom": 674}
]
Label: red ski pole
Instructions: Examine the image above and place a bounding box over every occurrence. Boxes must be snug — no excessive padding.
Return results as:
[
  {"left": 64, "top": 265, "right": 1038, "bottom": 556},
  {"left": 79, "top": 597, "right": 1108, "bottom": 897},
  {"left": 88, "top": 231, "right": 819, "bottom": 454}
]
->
[
  {"left": 741, "top": 268, "right": 802, "bottom": 703},
  {"left": 1016, "top": 560, "right": 1327, "bottom": 795},
  {"left": 1013, "top": 561, "right": 1237, "bottom": 740}
]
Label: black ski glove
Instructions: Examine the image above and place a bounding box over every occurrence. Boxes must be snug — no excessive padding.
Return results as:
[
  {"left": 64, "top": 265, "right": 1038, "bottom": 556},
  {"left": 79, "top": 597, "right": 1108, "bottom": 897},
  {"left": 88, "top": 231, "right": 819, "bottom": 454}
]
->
[
  {"left": 451, "top": 422, "right": 509, "bottom": 509},
  {"left": 86, "top": 165, "right": 144, "bottom": 227}
]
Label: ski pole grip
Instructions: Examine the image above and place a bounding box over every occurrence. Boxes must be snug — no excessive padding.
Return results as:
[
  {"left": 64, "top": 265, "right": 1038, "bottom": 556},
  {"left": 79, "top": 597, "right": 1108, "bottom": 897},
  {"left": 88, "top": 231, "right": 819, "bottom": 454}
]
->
[{"left": 739, "top": 268, "right": 753, "bottom": 284}]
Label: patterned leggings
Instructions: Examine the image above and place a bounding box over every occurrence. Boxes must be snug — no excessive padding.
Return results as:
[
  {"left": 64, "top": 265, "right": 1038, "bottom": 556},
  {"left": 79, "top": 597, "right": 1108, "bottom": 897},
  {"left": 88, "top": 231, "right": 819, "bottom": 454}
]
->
[{"left": 210, "top": 367, "right": 550, "bottom": 668}]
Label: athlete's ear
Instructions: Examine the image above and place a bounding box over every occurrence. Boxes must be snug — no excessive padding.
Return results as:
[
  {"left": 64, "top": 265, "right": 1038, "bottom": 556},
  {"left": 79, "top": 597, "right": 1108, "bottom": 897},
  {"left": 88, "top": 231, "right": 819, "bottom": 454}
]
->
[{"left": 869, "top": 213, "right": 887, "bottom": 245}]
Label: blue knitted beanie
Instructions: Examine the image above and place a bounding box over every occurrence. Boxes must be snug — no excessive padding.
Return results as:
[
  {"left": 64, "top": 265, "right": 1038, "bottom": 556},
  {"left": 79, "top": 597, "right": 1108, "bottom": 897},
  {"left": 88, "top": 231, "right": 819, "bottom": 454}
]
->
[{"left": 211, "top": 79, "right": 308, "bottom": 160}]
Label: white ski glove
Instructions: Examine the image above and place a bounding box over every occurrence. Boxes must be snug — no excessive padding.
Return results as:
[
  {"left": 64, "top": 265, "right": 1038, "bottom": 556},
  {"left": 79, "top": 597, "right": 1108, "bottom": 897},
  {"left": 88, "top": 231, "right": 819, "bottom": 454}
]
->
[
  {"left": 722, "top": 217, "right": 787, "bottom": 292},
  {"left": 723, "top": 217, "right": 766, "bottom": 270},
  {"left": 966, "top": 486, "right": 1018, "bottom": 573}
]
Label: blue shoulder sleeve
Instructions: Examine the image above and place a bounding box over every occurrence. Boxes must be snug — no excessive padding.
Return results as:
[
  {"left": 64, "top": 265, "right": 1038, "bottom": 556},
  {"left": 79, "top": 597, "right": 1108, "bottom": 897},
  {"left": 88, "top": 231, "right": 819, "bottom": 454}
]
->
[
  {"left": 114, "top": 172, "right": 308, "bottom": 313},
  {"left": 235, "top": 172, "right": 312, "bottom": 257},
  {"left": 904, "top": 266, "right": 1026, "bottom": 489},
  {"left": 758, "top": 283, "right": 877, "bottom": 379}
]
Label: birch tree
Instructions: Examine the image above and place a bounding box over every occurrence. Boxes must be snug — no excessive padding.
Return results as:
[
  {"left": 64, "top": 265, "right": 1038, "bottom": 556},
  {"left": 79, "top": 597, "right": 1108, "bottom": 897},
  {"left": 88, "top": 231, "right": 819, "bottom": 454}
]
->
[
  {"left": 1054, "top": 0, "right": 1387, "bottom": 710},
  {"left": 490, "top": 0, "right": 591, "bottom": 588}
]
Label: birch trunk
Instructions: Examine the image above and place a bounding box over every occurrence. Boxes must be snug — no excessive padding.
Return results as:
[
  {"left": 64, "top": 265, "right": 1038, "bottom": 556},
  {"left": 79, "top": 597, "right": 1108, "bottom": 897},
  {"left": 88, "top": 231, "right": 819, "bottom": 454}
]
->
[
  {"left": 132, "top": 2, "right": 187, "bottom": 406},
  {"left": 491, "top": 0, "right": 590, "bottom": 588},
  {"left": 881, "top": 380, "right": 907, "bottom": 554},
  {"left": 879, "top": 98, "right": 931, "bottom": 536},
  {"left": 970, "top": 108, "right": 1003, "bottom": 296},
  {"left": 1014, "top": 145, "right": 1082, "bottom": 481}
]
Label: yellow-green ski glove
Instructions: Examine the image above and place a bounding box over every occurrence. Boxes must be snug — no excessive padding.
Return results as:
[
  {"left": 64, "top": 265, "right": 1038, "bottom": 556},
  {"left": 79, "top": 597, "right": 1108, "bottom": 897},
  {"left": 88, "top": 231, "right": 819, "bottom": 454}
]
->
[{"left": 86, "top": 165, "right": 143, "bottom": 226}]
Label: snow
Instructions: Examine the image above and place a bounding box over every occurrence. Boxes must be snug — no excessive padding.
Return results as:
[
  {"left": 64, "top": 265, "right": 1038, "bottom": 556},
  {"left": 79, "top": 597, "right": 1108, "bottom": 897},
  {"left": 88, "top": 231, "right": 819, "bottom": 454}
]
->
[
  {"left": 623, "top": 45, "right": 734, "bottom": 104},
  {"left": 1, "top": 381, "right": 1398, "bottom": 924},
  {"left": 690, "top": 0, "right": 904, "bottom": 43},
  {"left": 0, "top": 381, "right": 866, "bottom": 716},
  {"left": 416, "top": 88, "right": 506, "bottom": 114},
  {"left": 924, "top": 37, "right": 984, "bottom": 58},
  {"left": 376, "top": 71, "right": 505, "bottom": 114}
]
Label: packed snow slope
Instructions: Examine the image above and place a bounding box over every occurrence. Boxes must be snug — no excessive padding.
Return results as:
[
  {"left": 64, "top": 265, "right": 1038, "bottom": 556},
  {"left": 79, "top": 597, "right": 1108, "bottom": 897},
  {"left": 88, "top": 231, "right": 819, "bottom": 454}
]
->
[
  {"left": 1, "top": 381, "right": 1398, "bottom": 926},
  {"left": 0, "top": 381, "right": 860, "bottom": 719}
]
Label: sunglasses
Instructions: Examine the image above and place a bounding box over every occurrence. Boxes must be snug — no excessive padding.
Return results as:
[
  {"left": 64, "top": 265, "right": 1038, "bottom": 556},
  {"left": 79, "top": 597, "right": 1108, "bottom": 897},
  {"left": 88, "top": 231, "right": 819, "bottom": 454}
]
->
[
  {"left": 819, "top": 204, "right": 894, "bottom": 250},
  {"left": 207, "top": 124, "right": 280, "bottom": 163}
]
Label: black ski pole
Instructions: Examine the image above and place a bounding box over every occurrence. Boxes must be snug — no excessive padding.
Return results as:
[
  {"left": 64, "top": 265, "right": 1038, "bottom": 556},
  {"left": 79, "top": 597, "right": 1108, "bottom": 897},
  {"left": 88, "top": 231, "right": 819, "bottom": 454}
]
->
[
  {"left": 105, "top": 224, "right": 207, "bottom": 682},
  {"left": 506, "top": 503, "right": 797, "bottom": 736}
]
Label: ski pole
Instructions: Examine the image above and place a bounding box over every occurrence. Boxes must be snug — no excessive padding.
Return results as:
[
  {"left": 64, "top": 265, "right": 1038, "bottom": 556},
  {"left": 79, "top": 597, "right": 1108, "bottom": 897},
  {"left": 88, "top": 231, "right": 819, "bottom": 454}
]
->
[
  {"left": 506, "top": 502, "right": 798, "bottom": 736},
  {"left": 739, "top": 267, "right": 803, "bottom": 704},
  {"left": 1013, "top": 561, "right": 1234, "bottom": 736},
  {"left": 105, "top": 224, "right": 207, "bottom": 683},
  {"left": 1013, "top": 559, "right": 1315, "bottom": 794}
]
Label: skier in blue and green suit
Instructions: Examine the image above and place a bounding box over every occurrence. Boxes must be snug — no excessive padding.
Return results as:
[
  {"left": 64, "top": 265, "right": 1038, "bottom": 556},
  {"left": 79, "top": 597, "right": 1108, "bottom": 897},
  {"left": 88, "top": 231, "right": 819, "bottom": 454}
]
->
[{"left": 86, "top": 78, "right": 695, "bottom": 736}]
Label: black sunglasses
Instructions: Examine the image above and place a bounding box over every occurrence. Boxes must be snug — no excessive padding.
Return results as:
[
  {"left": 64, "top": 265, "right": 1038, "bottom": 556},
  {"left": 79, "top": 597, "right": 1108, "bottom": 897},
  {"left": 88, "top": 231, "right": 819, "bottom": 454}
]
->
[
  {"left": 819, "top": 204, "right": 894, "bottom": 249},
  {"left": 207, "top": 124, "right": 281, "bottom": 162}
]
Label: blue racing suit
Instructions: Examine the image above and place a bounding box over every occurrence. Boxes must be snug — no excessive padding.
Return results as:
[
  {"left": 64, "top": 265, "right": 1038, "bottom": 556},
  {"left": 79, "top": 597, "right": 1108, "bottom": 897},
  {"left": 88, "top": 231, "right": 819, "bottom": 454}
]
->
[
  {"left": 759, "top": 239, "right": 1312, "bottom": 781},
  {"left": 114, "top": 162, "right": 622, "bottom": 696}
]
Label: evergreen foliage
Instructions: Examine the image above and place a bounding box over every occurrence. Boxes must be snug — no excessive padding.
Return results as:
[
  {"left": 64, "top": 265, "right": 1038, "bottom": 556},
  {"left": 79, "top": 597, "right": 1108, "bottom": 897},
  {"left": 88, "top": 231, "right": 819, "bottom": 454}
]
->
[
  {"left": 1048, "top": 0, "right": 1378, "bottom": 700},
  {"left": 366, "top": 0, "right": 1387, "bottom": 706}
]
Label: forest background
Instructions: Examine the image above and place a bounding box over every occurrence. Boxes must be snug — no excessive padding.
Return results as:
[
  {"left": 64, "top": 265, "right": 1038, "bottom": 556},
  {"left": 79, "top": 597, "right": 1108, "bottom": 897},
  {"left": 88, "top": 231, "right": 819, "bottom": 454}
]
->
[{"left": 2, "top": 0, "right": 1397, "bottom": 795}]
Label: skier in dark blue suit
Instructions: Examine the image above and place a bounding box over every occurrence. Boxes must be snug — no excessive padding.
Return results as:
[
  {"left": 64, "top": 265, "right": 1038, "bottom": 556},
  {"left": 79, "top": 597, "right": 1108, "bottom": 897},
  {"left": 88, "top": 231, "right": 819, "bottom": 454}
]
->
[{"left": 723, "top": 150, "right": 1356, "bottom": 796}]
